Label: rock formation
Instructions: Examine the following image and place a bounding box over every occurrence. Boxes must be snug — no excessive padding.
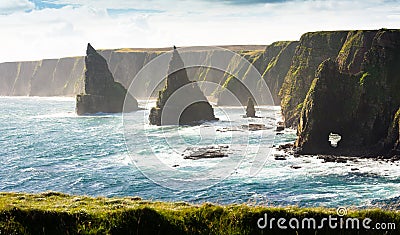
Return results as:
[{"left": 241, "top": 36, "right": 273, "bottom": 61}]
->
[
  {"left": 149, "top": 48, "right": 217, "bottom": 125},
  {"left": 245, "top": 97, "right": 256, "bottom": 117},
  {"left": 295, "top": 29, "right": 400, "bottom": 156},
  {"left": 76, "top": 43, "right": 138, "bottom": 115}
]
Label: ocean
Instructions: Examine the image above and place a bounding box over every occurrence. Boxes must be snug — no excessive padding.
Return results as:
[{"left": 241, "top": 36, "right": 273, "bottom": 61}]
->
[{"left": 1, "top": 96, "right": 399, "bottom": 208}]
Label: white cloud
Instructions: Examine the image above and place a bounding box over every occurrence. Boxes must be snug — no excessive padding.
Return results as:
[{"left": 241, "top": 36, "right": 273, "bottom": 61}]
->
[
  {"left": 0, "top": 0, "right": 399, "bottom": 62},
  {"left": 0, "top": 0, "right": 35, "bottom": 15}
]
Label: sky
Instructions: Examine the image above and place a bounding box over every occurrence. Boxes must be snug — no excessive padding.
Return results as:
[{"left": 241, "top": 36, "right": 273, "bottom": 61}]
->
[{"left": 0, "top": 0, "right": 399, "bottom": 62}]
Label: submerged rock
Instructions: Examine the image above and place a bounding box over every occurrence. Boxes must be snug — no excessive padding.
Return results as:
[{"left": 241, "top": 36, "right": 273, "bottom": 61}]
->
[
  {"left": 277, "top": 143, "right": 294, "bottom": 151},
  {"left": 276, "top": 125, "right": 285, "bottom": 132},
  {"left": 274, "top": 154, "right": 287, "bottom": 160},
  {"left": 290, "top": 165, "right": 302, "bottom": 169},
  {"left": 241, "top": 123, "right": 269, "bottom": 131},
  {"left": 149, "top": 48, "right": 217, "bottom": 125},
  {"left": 317, "top": 155, "right": 347, "bottom": 163},
  {"left": 76, "top": 43, "right": 138, "bottom": 115},
  {"left": 183, "top": 145, "right": 229, "bottom": 160}
]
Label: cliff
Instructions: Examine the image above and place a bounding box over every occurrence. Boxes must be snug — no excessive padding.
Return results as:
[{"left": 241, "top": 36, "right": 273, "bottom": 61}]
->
[
  {"left": 295, "top": 29, "right": 400, "bottom": 156},
  {"left": 149, "top": 48, "right": 217, "bottom": 125},
  {"left": 279, "top": 31, "right": 349, "bottom": 127},
  {"left": 217, "top": 41, "right": 298, "bottom": 105},
  {"left": 76, "top": 44, "right": 138, "bottom": 115},
  {"left": 0, "top": 45, "right": 295, "bottom": 107},
  {"left": 262, "top": 41, "right": 299, "bottom": 105}
]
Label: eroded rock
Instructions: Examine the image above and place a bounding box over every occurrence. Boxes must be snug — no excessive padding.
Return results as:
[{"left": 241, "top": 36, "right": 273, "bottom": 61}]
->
[
  {"left": 245, "top": 97, "right": 256, "bottom": 118},
  {"left": 183, "top": 145, "right": 229, "bottom": 160},
  {"left": 76, "top": 43, "right": 138, "bottom": 115},
  {"left": 149, "top": 48, "right": 217, "bottom": 125}
]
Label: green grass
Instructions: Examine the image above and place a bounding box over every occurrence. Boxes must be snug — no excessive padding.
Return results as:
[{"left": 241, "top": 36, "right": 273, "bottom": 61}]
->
[{"left": 0, "top": 192, "right": 399, "bottom": 235}]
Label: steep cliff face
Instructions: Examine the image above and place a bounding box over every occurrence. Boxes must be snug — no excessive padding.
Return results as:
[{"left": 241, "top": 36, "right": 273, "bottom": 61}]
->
[
  {"left": 76, "top": 44, "right": 138, "bottom": 115},
  {"left": 0, "top": 62, "right": 20, "bottom": 96},
  {"left": 336, "top": 30, "right": 377, "bottom": 74},
  {"left": 12, "top": 61, "right": 37, "bottom": 96},
  {"left": 280, "top": 31, "right": 348, "bottom": 127},
  {"left": 296, "top": 29, "right": 400, "bottom": 156},
  {"left": 217, "top": 42, "right": 297, "bottom": 106},
  {"left": 262, "top": 41, "right": 298, "bottom": 105},
  {"left": 216, "top": 50, "right": 265, "bottom": 105}
]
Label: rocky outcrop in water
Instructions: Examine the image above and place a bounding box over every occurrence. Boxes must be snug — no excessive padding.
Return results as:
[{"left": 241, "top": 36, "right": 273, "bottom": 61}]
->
[
  {"left": 76, "top": 44, "right": 138, "bottom": 115},
  {"left": 245, "top": 97, "right": 256, "bottom": 118},
  {"left": 295, "top": 29, "right": 400, "bottom": 156},
  {"left": 149, "top": 48, "right": 217, "bottom": 125},
  {"left": 182, "top": 145, "right": 229, "bottom": 160}
]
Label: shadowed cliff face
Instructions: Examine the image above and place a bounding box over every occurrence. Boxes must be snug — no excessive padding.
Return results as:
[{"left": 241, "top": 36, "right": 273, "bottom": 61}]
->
[
  {"left": 385, "top": 108, "right": 400, "bottom": 156},
  {"left": 296, "top": 29, "right": 400, "bottom": 156},
  {"left": 279, "top": 31, "right": 349, "bottom": 127},
  {"left": 262, "top": 41, "right": 299, "bottom": 105},
  {"left": 149, "top": 49, "right": 217, "bottom": 125},
  {"left": 217, "top": 41, "right": 298, "bottom": 106},
  {"left": 76, "top": 44, "right": 138, "bottom": 115}
]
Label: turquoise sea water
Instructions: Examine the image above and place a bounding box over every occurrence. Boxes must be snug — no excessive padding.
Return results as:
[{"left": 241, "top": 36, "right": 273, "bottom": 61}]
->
[{"left": 1, "top": 97, "right": 399, "bottom": 208}]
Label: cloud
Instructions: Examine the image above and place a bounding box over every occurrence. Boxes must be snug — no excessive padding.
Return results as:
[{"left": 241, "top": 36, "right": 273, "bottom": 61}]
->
[
  {"left": 211, "top": 0, "right": 290, "bottom": 5},
  {"left": 0, "top": 0, "right": 399, "bottom": 62},
  {"left": 106, "top": 8, "right": 164, "bottom": 16},
  {"left": 0, "top": 0, "right": 35, "bottom": 14}
]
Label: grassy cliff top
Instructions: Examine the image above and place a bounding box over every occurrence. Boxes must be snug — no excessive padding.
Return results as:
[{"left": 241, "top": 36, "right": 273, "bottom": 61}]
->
[{"left": 0, "top": 192, "right": 399, "bottom": 234}]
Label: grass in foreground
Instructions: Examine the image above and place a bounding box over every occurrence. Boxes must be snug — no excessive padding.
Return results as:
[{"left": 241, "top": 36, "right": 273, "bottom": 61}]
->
[{"left": 0, "top": 192, "right": 399, "bottom": 235}]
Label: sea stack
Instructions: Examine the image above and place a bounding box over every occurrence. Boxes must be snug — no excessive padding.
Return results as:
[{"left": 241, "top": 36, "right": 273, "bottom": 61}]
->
[
  {"left": 76, "top": 43, "right": 138, "bottom": 115},
  {"left": 245, "top": 97, "right": 256, "bottom": 118},
  {"left": 149, "top": 47, "right": 217, "bottom": 125}
]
